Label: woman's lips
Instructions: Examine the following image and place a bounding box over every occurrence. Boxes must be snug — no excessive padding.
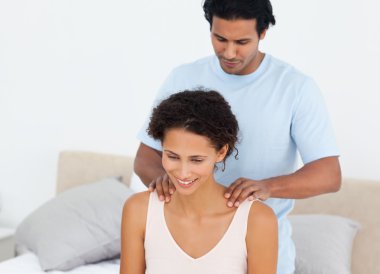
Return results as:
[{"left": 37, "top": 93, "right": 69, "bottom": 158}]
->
[{"left": 176, "top": 177, "right": 198, "bottom": 188}]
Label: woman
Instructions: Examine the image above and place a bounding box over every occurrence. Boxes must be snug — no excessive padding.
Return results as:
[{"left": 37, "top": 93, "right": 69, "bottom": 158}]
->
[{"left": 120, "top": 90, "right": 278, "bottom": 274}]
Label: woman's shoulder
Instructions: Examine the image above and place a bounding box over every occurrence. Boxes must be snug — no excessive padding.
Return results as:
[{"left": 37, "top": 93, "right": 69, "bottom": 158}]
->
[
  {"left": 123, "top": 190, "right": 150, "bottom": 212},
  {"left": 247, "top": 200, "right": 277, "bottom": 228},
  {"left": 122, "top": 191, "right": 151, "bottom": 223}
]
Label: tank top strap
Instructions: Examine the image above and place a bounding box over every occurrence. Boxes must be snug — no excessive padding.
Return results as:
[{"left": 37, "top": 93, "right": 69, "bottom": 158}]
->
[
  {"left": 229, "top": 199, "right": 259, "bottom": 236},
  {"left": 145, "top": 192, "right": 164, "bottom": 242}
]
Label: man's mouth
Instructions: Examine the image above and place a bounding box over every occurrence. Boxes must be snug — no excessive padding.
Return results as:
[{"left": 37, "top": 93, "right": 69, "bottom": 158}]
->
[{"left": 222, "top": 59, "right": 239, "bottom": 68}]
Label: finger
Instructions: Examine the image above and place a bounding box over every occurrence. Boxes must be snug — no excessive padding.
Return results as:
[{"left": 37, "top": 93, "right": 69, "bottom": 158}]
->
[
  {"left": 167, "top": 176, "right": 176, "bottom": 195},
  {"left": 227, "top": 180, "right": 246, "bottom": 207},
  {"left": 231, "top": 182, "right": 262, "bottom": 206},
  {"left": 224, "top": 178, "right": 244, "bottom": 199},
  {"left": 254, "top": 189, "right": 269, "bottom": 201},
  {"left": 148, "top": 181, "right": 156, "bottom": 192},
  {"left": 238, "top": 184, "right": 261, "bottom": 201},
  {"left": 155, "top": 177, "right": 165, "bottom": 201},
  {"left": 161, "top": 175, "right": 171, "bottom": 202}
]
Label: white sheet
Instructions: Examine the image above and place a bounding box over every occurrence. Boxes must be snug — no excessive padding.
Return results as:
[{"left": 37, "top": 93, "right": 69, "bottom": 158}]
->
[{"left": 0, "top": 252, "right": 120, "bottom": 274}]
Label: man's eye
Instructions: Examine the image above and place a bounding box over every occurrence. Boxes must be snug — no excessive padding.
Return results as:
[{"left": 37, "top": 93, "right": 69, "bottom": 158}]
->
[
  {"left": 237, "top": 41, "right": 248, "bottom": 45},
  {"left": 216, "top": 37, "right": 226, "bottom": 42},
  {"left": 168, "top": 155, "right": 179, "bottom": 160}
]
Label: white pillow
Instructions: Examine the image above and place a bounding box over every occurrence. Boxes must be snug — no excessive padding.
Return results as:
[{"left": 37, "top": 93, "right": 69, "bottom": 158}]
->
[
  {"left": 15, "top": 178, "right": 134, "bottom": 271},
  {"left": 289, "top": 214, "right": 360, "bottom": 274}
]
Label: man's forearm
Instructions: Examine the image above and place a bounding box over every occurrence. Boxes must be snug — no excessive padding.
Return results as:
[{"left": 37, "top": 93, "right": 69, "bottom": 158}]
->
[
  {"left": 265, "top": 156, "right": 341, "bottom": 199},
  {"left": 134, "top": 143, "right": 165, "bottom": 187}
]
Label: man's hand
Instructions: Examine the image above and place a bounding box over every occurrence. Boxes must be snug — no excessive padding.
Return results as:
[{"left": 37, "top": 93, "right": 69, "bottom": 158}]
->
[
  {"left": 148, "top": 173, "right": 176, "bottom": 202},
  {"left": 224, "top": 178, "right": 271, "bottom": 207}
]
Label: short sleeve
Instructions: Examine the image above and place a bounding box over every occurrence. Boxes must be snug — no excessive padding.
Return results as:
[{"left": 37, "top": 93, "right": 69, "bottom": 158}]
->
[
  {"left": 136, "top": 70, "right": 177, "bottom": 151},
  {"left": 291, "top": 78, "right": 340, "bottom": 164}
]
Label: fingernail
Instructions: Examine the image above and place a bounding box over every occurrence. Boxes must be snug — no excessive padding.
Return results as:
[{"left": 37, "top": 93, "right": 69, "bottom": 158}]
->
[
  {"left": 159, "top": 195, "right": 164, "bottom": 201},
  {"left": 227, "top": 201, "right": 233, "bottom": 207},
  {"left": 234, "top": 201, "right": 240, "bottom": 207},
  {"left": 165, "top": 197, "right": 170, "bottom": 202},
  {"left": 225, "top": 193, "right": 231, "bottom": 198},
  {"left": 169, "top": 189, "right": 174, "bottom": 194},
  {"left": 248, "top": 196, "right": 253, "bottom": 201}
]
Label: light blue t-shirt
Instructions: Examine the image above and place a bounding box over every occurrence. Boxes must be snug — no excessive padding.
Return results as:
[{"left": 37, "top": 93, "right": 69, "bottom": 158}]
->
[{"left": 137, "top": 54, "right": 340, "bottom": 274}]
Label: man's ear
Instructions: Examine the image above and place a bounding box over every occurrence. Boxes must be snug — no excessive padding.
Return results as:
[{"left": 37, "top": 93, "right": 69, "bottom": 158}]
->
[
  {"left": 259, "top": 29, "right": 267, "bottom": 40},
  {"left": 216, "top": 144, "right": 229, "bottom": 162}
]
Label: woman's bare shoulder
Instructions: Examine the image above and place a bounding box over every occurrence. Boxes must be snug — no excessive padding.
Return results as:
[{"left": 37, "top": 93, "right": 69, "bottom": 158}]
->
[
  {"left": 123, "top": 191, "right": 150, "bottom": 212},
  {"left": 247, "top": 200, "right": 277, "bottom": 228},
  {"left": 122, "top": 191, "right": 151, "bottom": 224},
  {"left": 246, "top": 201, "right": 278, "bottom": 273}
]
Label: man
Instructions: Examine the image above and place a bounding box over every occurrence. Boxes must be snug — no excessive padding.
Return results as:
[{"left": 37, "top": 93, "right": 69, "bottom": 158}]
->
[{"left": 134, "top": 0, "right": 341, "bottom": 273}]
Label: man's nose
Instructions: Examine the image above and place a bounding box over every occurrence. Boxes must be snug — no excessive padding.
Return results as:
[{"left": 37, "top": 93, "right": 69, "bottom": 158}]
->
[{"left": 224, "top": 42, "right": 237, "bottom": 59}]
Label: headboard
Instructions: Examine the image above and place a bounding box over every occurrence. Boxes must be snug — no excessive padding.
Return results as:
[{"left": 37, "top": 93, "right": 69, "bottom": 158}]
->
[
  {"left": 55, "top": 151, "right": 380, "bottom": 273},
  {"left": 56, "top": 151, "right": 134, "bottom": 193},
  {"left": 292, "top": 178, "right": 380, "bottom": 274}
]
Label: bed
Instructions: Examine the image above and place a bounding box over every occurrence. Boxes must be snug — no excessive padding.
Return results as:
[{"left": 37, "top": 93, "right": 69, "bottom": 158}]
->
[
  {"left": 0, "top": 253, "right": 119, "bottom": 274},
  {"left": 0, "top": 151, "right": 134, "bottom": 274},
  {"left": 0, "top": 150, "right": 378, "bottom": 274}
]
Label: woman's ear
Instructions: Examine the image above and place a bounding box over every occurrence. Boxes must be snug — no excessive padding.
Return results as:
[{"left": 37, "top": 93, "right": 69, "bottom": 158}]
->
[{"left": 216, "top": 144, "right": 229, "bottom": 162}]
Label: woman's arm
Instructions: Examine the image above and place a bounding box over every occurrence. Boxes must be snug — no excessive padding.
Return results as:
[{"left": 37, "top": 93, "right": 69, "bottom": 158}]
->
[
  {"left": 120, "top": 191, "right": 149, "bottom": 274},
  {"left": 246, "top": 202, "right": 278, "bottom": 274}
]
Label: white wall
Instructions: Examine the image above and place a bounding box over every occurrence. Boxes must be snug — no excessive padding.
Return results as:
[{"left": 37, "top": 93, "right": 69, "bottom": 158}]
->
[{"left": 1, "top": 0, "right": 379, "bottom": 227}]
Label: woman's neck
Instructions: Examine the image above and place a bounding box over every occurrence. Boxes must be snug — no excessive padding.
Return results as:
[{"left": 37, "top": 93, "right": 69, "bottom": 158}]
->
[{"left": 169, "top": 181, "right": 227, "bottom": 217}]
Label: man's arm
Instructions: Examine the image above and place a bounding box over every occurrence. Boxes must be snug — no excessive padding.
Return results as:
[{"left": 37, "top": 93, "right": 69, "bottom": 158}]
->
[
  {"left": 265, "top": 156, "right": 341, "bottom": 198},
  {"left": 134, "top": 143, "right": 175, "bottom": 201},
  {"left": 225, "top": 156, "right": 341, "bottom": 207},
  {"left": 134, "top": 143, "right": 164, "bottom": 186}
]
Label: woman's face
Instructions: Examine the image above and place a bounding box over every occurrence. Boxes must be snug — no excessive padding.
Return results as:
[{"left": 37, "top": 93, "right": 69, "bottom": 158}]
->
[{"left": 162, "top": 128, "right": 227, "bottom": 195}]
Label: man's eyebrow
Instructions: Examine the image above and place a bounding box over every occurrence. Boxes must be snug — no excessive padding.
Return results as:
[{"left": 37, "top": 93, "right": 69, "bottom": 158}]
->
[
  {"left": 213, "top": 33, "right": 251, "bottom": 42},
  {"left": 213, "top": 33, "right": 226, "bottom": 39},
  {"left": 237, "top": 38, "right": 251, "bottom": 42}
]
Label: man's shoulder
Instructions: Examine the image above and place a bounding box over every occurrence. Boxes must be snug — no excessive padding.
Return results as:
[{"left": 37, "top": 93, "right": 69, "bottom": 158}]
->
[
  {"left": 171, "top": 55, "right": 214, "bottom": 75},
  {"left": 266, "top": 54, "right": 314, "bottom": 85}
]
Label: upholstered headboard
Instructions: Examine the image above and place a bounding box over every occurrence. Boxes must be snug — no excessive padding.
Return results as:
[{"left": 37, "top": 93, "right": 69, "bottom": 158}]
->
[
  {"left": 292, "top": 178, "right": 380, "bottom": 274},
  {"left": 55, "top": 151, "right": 380, "bottom": 273},
  {"left": 56, "top": 151, "right": 134, "bottom": 193}
]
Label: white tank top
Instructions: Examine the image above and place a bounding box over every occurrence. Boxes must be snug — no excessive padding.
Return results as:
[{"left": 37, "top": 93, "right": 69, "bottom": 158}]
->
[{"left": 144, "top": 192, "right": 256, "bottom": 274}]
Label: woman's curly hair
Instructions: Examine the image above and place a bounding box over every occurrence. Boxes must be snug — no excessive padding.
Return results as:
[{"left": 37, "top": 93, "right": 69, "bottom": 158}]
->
[{"left": 147, "top": 89, "right": 239, "bottom": 168}]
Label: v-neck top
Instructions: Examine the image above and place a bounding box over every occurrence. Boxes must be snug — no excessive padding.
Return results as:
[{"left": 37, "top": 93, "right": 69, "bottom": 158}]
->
[{"left": 144, "top": 192, "right": 256, "bottom": 274}]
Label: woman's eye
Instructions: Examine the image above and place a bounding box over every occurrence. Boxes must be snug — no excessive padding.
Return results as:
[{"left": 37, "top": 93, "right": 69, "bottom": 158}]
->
[
  {"left": 191, "top": 159, "right": 203, "bottom": 163},
  {"left": 167, "top": 155, "right": 179, "bottom": 160}
]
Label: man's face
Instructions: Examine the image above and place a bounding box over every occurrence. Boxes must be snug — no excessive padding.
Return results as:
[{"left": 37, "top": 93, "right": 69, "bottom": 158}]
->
[{"left": 211, "top": 16, "right": 266, "bottom": 75}]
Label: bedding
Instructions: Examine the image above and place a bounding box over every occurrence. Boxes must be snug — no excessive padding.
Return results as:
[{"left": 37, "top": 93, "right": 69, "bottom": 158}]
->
[
  {"left": 290, "top": 214, "right": 360, "bottom": 274},
  {"left": 15, "top": 178, "right": 134, "bottom": 271},
  {"left": 0, "top": 252, "right": 119, "bottom": 274}
]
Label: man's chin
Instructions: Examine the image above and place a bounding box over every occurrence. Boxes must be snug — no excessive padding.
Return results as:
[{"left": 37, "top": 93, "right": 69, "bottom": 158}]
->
[
  {"left": 218, "top": 60, "right": 242, "bottom": 75},
  {"left": 219, "top": 63, "right": 236, "bottom": 74}
]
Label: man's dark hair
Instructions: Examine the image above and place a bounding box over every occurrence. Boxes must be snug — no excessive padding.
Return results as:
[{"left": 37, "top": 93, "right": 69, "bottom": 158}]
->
[
  {"left": 148, "top": 89, "right": 239, "bottom": 167},
  {"left": 203, "top": 0, "right": 276, "bottom": 36}
]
